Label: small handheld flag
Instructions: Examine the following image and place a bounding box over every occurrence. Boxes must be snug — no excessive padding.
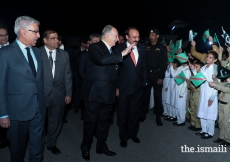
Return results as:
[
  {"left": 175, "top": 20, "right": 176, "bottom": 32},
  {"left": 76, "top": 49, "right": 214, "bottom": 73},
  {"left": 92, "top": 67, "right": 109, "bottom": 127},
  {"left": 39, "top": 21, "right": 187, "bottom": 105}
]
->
[
  {"left": 203, "top": 29, "right": 210, "bottom": 43},
  {"left": 190, "top": 72, "right": 206, "bottom": 87},
  {"left": 175, "top": 53, "right": 188, "bottom": 63},
  {"left": 174, "top": 71, "right": 186, "bottom": 85},
  {"left": 189, "top": 30, "right": 198, "bottom": 42},
  {"left": 221, "top": 27, "right": 230, "bottom": 46}
]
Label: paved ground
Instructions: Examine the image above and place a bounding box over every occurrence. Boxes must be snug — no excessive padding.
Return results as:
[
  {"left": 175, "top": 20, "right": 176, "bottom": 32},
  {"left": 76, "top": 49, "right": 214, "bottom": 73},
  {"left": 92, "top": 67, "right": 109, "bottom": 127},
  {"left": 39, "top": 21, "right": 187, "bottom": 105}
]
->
[{"left": 1, "top": 109, "right": 230, "bottom": 162}]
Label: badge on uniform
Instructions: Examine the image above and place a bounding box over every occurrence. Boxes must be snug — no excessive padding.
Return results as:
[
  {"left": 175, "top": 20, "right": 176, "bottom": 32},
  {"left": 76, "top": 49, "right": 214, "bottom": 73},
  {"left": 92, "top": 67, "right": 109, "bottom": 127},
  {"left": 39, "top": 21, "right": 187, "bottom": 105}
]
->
[
  {"left": 156, "top": 48, "right": 160, "bottom": 51},
  {"left": 146, "top": 46, "right": 150, "bottom": 50}
]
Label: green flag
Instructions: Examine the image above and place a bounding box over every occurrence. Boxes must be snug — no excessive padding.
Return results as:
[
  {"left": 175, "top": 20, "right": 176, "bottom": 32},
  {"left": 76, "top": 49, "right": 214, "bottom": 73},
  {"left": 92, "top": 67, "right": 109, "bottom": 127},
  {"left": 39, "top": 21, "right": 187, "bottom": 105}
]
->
[
  {"left": 203, "top": 29, "right": 210, "bottom": 42},
  {"left": 216, "top": 65, "right": 230, "bottom": 79},
  {"left": 175, "top": 53, "right": 188, "bottom": 63},
  {"left": 174, "top": 71, "right": 186, "bottom": 85},
  {"left": 213, "top": 33, "right": 219, "bottom": 43},
  {"left": 168, "top": 54, "right": 174, "bottom": 62},
  {"left": 176, "top": 39, "right": 182, "bottom": 50},
  {"left": 190, "top": 72, "right": 206, "bottom": 87}
]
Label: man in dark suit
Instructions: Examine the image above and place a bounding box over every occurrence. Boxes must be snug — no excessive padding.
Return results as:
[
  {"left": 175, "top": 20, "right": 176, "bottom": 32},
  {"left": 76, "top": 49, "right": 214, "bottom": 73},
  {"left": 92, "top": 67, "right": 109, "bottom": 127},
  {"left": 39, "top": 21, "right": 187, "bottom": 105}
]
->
[
  {"left": 41, "top": 30, "right": 72, "bottom": 154},
  {"left": 80, "top": 25, "right": 135, "bottom": 161},
  {"left": 0, "top": 24, "right": 10, "bottom": 149},
  {"left": 0, "top": 16, "right": 46, "bottom": 161},
  {"left": 114, "top": 27, "right": 147, "bottom": 148}
]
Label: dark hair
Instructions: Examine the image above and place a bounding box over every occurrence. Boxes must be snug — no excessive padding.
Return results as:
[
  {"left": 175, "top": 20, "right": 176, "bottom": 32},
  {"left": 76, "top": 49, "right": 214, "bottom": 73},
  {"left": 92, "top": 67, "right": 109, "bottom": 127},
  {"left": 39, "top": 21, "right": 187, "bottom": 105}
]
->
[
  {"left": 89, "top": 33, "right": 100, "bottom": 41},
  {"left": 80, "top": 36, "right": 87, "bottom": 44},
  {"left": 125, "top": 27, "right": 139, "bottom": 36},
  {"left": 173, "top": 59, "right": 181, "bottom": 67},
  {"left": 194, "top": 61, "right": 204, "bottom": 68},
  {"left": 208, "top": 51, "right": 219, "bottom": 65},
  {"left": 0, "top": 24, "right": 8, "bottom": 32},
  {"left": 42, "top": 29, "right": 57, "bottom": 39},
  {"left": 222, "top": 52, "right": 229, "bottom": 58}
]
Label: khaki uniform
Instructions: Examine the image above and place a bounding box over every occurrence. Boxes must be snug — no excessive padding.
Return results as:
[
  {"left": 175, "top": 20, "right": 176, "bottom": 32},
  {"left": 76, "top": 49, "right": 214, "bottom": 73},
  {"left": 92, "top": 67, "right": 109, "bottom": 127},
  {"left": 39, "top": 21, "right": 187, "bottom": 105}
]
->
[
  {"left": 189, "top": 83, "right": 201, "bottom": 128},
  {"left": 214, "top": 81, "right": 230, "bottom": 142},
  {"left": 191, "top": 45, "right": 220, "bottom": 63},
  {"left": 185, "top": 88, "right": 191, "bottom": 120},
  {"left": 218, "top": 52, "right": 230, "bottom": 70}
]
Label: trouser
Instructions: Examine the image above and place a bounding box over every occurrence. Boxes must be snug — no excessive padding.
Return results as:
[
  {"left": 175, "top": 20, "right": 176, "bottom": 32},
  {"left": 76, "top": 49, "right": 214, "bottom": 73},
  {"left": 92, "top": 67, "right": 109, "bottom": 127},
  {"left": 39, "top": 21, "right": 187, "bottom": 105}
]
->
[
  {"left": 190, "top": 92, "right": 201, "bottom": 128},
  {"left": 185, "top": 89, "right": 191, "bottom": 120},
  {"left": 8, "top": 109, "right": 44, "bottom": 162},
  {"left": 218, "top": 103, "right": 230, "bottom": 142},
  {"left": 81, "top": 101, "right": 113, "bottom": 152},
  {"left": 200, "top": 118, "right": 215, "bottom": 136},
  {"left": 117, "top": 89, "right": 143, "bottom": 141},
  {"left": 46, "top": 102, "right": 65, "bottom": 147},
  {"left": 143, "top": 80, "right": 163, "bottom": 116}
]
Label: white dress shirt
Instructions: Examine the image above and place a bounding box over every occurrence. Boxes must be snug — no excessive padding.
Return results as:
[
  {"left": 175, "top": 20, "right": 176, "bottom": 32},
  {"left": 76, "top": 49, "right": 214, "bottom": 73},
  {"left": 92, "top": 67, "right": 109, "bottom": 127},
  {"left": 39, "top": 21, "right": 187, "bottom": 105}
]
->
[
  {"left": 127, "top": 42, "right": 139, "bottom": 63},
  {"left": 0, "top": 42, "right": 9, "bottom": 48},
  {"left": 59, "top": 44, "right": 64, "bottom": 50},
  {"left": 45, "top": 46, "right": 56, "bottom": 78}
]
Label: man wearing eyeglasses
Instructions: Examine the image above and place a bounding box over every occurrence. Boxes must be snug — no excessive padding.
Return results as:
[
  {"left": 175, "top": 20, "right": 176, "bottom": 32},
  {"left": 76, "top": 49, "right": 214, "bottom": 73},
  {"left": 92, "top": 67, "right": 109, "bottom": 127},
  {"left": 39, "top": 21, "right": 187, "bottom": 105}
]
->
[
  {"left": 0, "top": 24, "right": 9, "bottom": 48},
  {"left": 40, "top": 30, "right": 72, "bottom": 155},
  {"left": 0, "top": 16, "right": 46, "bottom": 161},
  {"left": 0, "top": 24, "right": 9, "bottom": 150}
]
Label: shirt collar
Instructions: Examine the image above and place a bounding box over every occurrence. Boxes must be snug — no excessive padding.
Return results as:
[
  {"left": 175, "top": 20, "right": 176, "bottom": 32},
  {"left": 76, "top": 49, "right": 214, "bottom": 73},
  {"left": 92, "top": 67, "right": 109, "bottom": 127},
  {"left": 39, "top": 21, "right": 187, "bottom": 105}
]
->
[
  {"left": 59, "top": 44, "right": 64, "bottom": 50},
  {"left": 44, "top": 46, "right": 56, "bottom": 54},
  {"left": 102, "top": 40, "right": 111, "bottom": 51},
  {"left": 16, "top": 39, "right": 28, "bottom": 51}
]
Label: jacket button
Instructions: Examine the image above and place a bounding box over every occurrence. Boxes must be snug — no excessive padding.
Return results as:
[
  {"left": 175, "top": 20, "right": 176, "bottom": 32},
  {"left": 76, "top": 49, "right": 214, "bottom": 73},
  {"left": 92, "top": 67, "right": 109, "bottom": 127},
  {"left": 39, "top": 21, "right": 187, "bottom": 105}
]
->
[{"left": 34, "top": 93, "right": 37, "bottom": 95}]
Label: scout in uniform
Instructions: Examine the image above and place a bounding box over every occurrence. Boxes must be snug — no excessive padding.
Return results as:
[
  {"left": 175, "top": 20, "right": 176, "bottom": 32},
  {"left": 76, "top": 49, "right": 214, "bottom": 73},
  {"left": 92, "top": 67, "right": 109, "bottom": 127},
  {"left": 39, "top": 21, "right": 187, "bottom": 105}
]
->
[{"left": 210, "top": 68, "right": 230, "bottom": 146}]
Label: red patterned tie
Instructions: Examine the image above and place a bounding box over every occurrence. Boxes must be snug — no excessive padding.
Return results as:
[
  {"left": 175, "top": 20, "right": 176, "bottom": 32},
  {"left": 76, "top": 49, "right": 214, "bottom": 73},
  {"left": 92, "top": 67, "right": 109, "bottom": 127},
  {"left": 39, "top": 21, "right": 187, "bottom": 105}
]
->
[{"left": 130, "top": 50, "right": 136, "bottom": 66}]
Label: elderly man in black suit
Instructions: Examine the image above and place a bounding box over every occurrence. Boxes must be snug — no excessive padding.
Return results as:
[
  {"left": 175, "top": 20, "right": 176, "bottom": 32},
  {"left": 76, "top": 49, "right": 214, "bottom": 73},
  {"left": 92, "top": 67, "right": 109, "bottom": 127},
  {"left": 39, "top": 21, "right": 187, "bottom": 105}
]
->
[
  {"left": 0, "top": 16, "right": 46, "bottom": 162},
  {"left": 80, "top": 25, "right": 135, "bottom": 161},
  {"left": 114, "top": 27, "right": 147, "bottom": 148},
  {"left": 40, "top": 30, "right": 72, "bottom": 154}
]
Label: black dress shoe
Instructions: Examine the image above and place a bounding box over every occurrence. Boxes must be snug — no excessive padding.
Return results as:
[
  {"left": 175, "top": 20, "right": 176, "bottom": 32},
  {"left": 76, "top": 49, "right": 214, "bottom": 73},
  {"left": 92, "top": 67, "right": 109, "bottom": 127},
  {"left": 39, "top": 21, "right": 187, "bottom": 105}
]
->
[
  {"left": 168, "top": 117, "right": 177, "bottom": 121},
  {"left": 213, "top": 138, "right": 224, "bottom": 143},
  {"left": 195, "top": 132, "right": 206, "bottom": 136},
  {"left": 187, "top": 125, "right": 195, "bottom": 130},
  {"left": 220, "top": 141, "right": 227, "bottom": 145},
  {"left": 96, "top": 150, "right": 116, "bottom": 156},
  {"left": 120, "top": 140, "right": 127, "bottom": 148},
  {"left": 82, "top": 152, "right": 90, "bottom": 161},
  {"left": 173, "top": 122, "right": 185, "bottom": 126},
  {"left": 156, "top": 115, "right": 163, "bottom": 126},
  {"left": 192, "top": 127, "right": 202, "bottom": 131},
  {"left": 201, "top": 134, "right": 213, "bottom": 139},
  {"left": 131, "top": 137, "right": 140, "bottom": 143},
  {"left": 47, "top": 146, "right": 61, "bottom": 154}
]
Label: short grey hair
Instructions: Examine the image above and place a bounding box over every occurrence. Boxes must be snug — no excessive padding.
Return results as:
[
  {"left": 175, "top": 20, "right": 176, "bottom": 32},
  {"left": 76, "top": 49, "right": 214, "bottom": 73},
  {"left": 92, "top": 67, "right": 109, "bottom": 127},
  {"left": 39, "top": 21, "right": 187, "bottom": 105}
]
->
[
  {"left": 14, "top": 16, "right": 40, "bottom": 37},
  {"left": 89, "top": 33, "right": 101, "bottom": 41},
  {"left": 101, "top": 25, "right": 114, "bottom": 38}
]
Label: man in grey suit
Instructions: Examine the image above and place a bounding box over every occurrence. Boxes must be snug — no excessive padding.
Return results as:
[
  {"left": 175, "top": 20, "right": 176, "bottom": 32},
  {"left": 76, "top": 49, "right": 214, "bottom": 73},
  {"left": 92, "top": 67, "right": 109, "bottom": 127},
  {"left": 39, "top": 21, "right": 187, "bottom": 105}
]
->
[
  {"left": 0, "top": 16, "right": 46, "bottom": 161},
  {"left": 40, "top": 29, "right": 72, "bottom": 154}
]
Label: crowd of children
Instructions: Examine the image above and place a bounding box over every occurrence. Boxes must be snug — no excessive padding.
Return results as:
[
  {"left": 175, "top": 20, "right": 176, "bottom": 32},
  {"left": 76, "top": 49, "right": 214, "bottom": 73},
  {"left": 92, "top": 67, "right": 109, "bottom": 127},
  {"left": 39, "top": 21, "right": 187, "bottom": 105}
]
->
[{"left": 162, "top": 36, "right": 230, "bottom": 146}]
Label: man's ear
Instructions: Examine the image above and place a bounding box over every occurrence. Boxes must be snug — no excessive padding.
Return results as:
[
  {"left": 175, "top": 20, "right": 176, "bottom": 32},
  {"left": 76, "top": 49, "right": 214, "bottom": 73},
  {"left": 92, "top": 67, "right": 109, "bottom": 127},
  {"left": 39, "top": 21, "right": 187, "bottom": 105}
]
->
[
  {"left": 156, "top": 35, "right": 159, "bottom": 39},
  {"left": 43, "top": 38, "right": 47, "bottom": 44}
]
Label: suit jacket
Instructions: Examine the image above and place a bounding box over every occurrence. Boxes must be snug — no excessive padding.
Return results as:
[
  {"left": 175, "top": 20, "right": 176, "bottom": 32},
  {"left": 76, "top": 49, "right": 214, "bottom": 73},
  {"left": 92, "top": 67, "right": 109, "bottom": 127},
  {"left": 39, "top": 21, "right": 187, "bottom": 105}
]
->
[
  {"left": 78, "top": 50, "right": 88, "bottom": 80},
  {"left": 40, "top": 46, "right": 72, "bottom": 106},
  {"left": 114, "top": 43, "right": 148, "bottom": 94},
  {"left": 80, "top": 41, "right": 123, "bottom": 104},
  {"left": 0, "top": 40, "right": 46, "bottom": 121}
]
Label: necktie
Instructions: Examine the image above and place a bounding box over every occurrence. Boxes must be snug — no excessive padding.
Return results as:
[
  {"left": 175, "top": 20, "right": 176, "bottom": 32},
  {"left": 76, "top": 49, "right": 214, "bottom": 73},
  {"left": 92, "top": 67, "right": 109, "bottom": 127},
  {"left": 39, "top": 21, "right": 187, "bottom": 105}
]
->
[
  {"left": 130, "top": 50, "right": 136, "bottom": 66},
  {"left": 25, "top": 47, "right": 36, "bottom": 77},
  {"left": 49, "top": 51, "right": 53, "bottom": 69},
  {"left": 109, "top": 48, "right": 113, "bottom": 54}
]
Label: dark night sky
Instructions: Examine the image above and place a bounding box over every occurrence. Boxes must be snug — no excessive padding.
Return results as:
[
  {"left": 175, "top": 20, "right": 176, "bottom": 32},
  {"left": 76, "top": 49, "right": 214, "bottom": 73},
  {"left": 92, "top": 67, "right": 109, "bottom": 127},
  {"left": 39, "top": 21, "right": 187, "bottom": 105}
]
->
[{"left": 1, "top": 0, "right": 230, "bottom": 51}]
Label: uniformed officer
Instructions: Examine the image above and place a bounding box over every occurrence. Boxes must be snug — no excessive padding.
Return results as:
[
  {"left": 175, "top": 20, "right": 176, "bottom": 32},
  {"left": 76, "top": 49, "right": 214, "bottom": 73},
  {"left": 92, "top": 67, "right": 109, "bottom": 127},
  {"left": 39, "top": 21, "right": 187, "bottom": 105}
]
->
[
  {"left": 142, "top": 28, "right": 168, "bottom": 126},
  {"left": 210, "top": 71, "right": 230, "bottom": 146}
]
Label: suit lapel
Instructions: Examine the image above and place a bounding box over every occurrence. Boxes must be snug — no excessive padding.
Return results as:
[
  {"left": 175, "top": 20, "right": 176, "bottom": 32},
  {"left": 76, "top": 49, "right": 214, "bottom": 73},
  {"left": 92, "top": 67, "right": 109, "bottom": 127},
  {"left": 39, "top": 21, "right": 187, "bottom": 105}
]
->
[
  {"left": 136, "top": 44, "right": 142, "bottom": 67},
  {"left": 100, "top": 41, "right": 110, "bottom": 55},
  {"left": 41, "top": 46, "right": 52, "bottom": 73},
  {"left": 32, "top": 47, "right": 40, "bottom": 80},
  {"left": 11, "top": 41, "right": 35, "bottom": 77},
  {"left": 54, "top": 49, "right": 61, "bottom": 80}
]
